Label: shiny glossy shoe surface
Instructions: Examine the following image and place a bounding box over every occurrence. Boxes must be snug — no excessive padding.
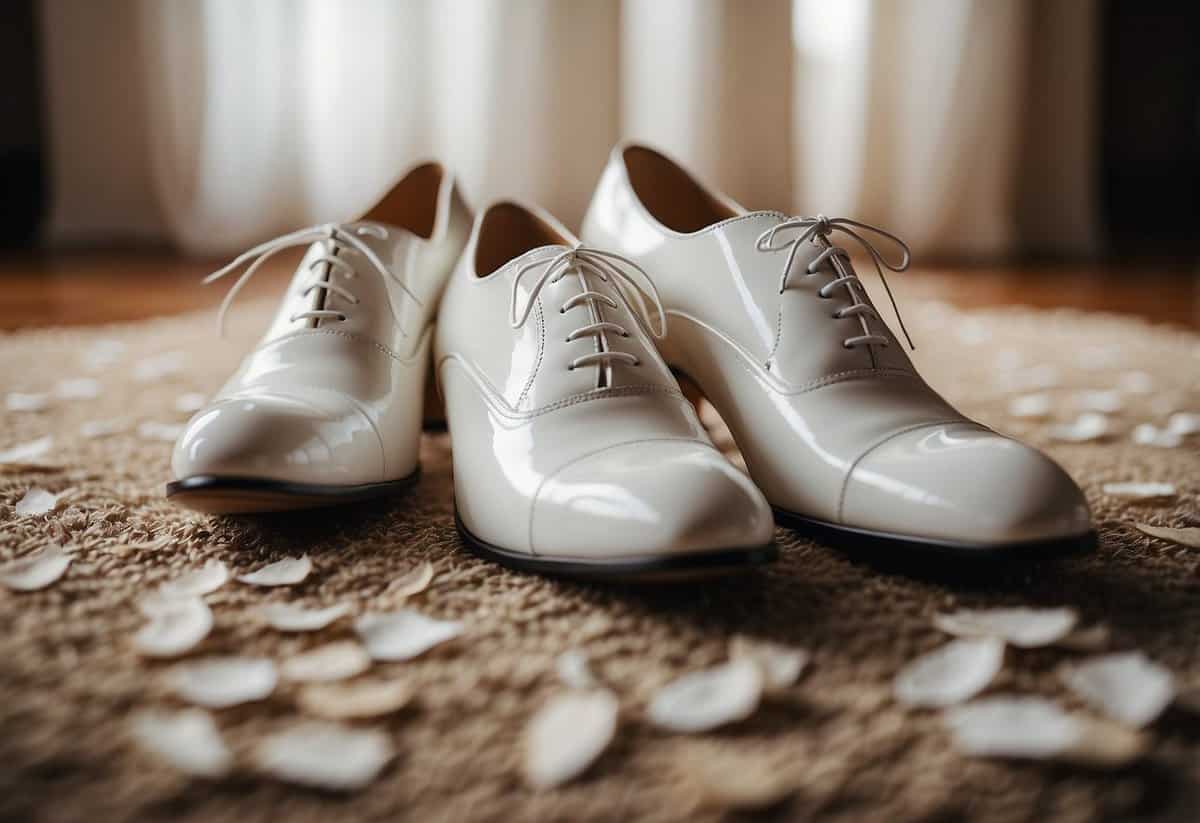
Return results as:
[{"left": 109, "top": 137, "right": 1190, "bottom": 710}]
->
[
  {"left": 169, "top": 163, "right": 471, "bottom": 513},
  {"left": 580, "top": 144, "right": 1091, "bottom": 552},
  {"left": 434, "top": 201, "right": 775, "bottom": 578}
]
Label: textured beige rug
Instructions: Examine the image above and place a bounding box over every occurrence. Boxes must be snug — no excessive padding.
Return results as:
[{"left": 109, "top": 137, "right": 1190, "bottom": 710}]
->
[{"left": 1, "top": 298, "right": 1198, "bottom": 823}]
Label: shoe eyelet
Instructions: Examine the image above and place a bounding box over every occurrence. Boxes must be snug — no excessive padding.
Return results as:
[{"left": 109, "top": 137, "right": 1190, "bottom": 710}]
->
[
  {"left": 842, "top": 342, "right": 854, "bottom": 350},
  {"left": 621, "top": 332, "right": 631, "bottom": 338}
]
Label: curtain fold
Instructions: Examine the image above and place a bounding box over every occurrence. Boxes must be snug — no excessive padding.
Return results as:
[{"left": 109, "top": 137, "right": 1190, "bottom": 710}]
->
[{"left": 39, "top": 0, "right": 1099, "bottom": 259}]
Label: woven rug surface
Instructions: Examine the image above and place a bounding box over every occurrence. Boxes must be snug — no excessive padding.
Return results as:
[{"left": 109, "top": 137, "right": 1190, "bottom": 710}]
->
[{"left": 1, "top": 298, "right": 1198, "bottom": 823}]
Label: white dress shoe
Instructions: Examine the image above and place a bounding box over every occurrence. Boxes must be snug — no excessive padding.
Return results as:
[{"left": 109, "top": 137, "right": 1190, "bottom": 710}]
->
[
  {"left": 168, "top": 163, "right": 471, "bottom": 513},
  {"left": 581, "top": 144, "right": 1092, "bottom": 554},
  {"left": 434, "top": 201, "right": 776, "bottom": 579}
]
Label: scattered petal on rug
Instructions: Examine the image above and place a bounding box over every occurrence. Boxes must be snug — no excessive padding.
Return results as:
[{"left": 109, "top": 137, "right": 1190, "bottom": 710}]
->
[{"left": 523, "top": 689, "right": 618, "bottom": 789}]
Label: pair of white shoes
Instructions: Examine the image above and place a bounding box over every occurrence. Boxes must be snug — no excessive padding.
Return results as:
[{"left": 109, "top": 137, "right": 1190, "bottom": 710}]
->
[{"left": 169, "top": 145, "right": 1092, "bottom": 579}]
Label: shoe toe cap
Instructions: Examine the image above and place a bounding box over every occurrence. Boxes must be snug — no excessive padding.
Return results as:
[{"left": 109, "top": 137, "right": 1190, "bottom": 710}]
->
[
  {"left": 530, "top": 441, "right": 774, "bottom": 560},
  {"left": 840, "top": 423, "right": 1091, "bottom": 548},
  {"left": 171, "top": 396, "right": 383, "bottom": 486}
]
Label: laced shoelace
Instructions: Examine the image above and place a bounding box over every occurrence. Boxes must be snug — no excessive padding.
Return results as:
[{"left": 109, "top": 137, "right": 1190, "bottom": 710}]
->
[
  {"left": 203, "top": 222, "right": 421, "bottom": 337},
  {"left": 510, "top": 244, "right": 667, "bottom": 372},
  {"left": 755, "top": 215, "right": 915, "bottom": 350}
]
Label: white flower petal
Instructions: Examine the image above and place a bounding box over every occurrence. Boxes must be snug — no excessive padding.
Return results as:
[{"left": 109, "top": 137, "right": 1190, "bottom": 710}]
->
[
  {"left": 130, "top": 709, "right": 232, "bottom": 777},
  {"left": 385, "top": 561, "right": 435, "bottom": 599},
  {"left": 137, "top": 421, "right": 186, "bottom": 442},
  {"left": 134, "top": 598, "right": 213, "bottom": 658},
  {"left": 281, "top": 642, "right": 372, "bottom": 683},
  {"left": 80, "top": 418, "right": 128, "bottom": 439},
  {"left": 254, "top": 722, "right": 392, "bottom": 791},
  {"left": 945, "top": 696, "right": 1079, "bottom": 758},
  {"left": 1060, "top": 652, "right": 1175, "bottom": 728},
  {"left": 555, "top": 649, "right": 597, "bottom": 690},
  {"left": 0, "top": 435, "right": 53, "bottom": 465},
  {"left": 894, "top": 637, "right": 1004, "bottom": 708},
  {"left": 83, "top": 339, "right": 126, "bottom": 370},
  {"left": 729, "top": 635, "right": 810, "bottom": 690},
  {"left": 237, "top": 555, "right": 312, "bottom": 586},
  {"left": 1074, "top": 389, "right": 1123, "bottom": 413},
  {"left": 15, "top": 487, "right": 60, "bottom": 517},
  {"left": 1135, "top": 523, "right": 1200, "bottom": 549},
  {"left": 1048, "top": 413, "right": 1109, "bottom": 442},
  {"left": 1007, "top": 393, "right": 1052, "bottom": 419},
  {"left": 6, "top": 392, "right": 50, "bottom": 412},
  {"left": 1131, "top": 423, "right": 1183, "bottom": 448},
  {"left": 955, "top": 318, "right": 991, "bottom": 345},
  {"left": 55, "top": 378, "right": 102, "bottom": 399},
  {"left": 133, "top": 351, "right": 186, "bottom": 382},
  {"left": 1101, "top": 482, "right": 1176, "bottom": 501},
  {"left": 174, "top": 392, "right": 208, "bottom": 414},
  {"left": 947, "top": 696, "right": 1146, "bottom": 767},
  {"left": 165, "top": 657, "right": 278, "bottom": 709},
  {"left": 260, "top": 602, "right": 351, "bottom": 632},
  {"left": 524, "top": 690, "right": 619, "bottom": 789},
  {"left": 1166, "top": 412, "right": 1200, "bottom": 436},
  {"left": 298, "top": 679, "right": 414, "bottom": 720},
  {"left": 0, "top": 545, "right": 71, "bottom": 591},
  {"left": 156, "top": 560, "right": 229, "bottom": 600},
  {"left": 932, "top": 607, "right": 1078, "bottom": 648},
  {"left": 647, "top": 659, "right": 763, "bottom": 733},
  {"left": 354, "top": 610, "right": 463, "bottom": 661}
]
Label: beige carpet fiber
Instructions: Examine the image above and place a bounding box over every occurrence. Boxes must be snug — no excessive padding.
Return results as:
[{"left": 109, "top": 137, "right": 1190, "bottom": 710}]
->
[{"left": 1, "top": 299, "right": 1198, "bottom": 823}]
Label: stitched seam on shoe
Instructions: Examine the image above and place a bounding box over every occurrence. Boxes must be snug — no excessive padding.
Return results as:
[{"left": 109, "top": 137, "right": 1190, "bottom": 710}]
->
[
  {"left": 253, "top": 328, "right": 421, "bottom": 364},
  {"left": 516, "top": 299, "right": 545, "bottom": 410},
  {"left": 835, "top": 419, "right": 965, "bottom": 522},
  {"left": 437, "top": 353, "right": 685, "bottom": 421},
  {"left": 667, "top": 309, "right": 916, "bottom": 394},
  {"left": 767, "top": 304, "right": 784, "bottom": 370},
  {"left": 527, "top": 436, "right": 721, "bottom": 557}
]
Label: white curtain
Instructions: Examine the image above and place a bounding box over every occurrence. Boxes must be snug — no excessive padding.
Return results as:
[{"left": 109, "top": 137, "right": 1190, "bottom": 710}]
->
[{"left": 39, "top": 0, "right": 1099, "bottom": 258}]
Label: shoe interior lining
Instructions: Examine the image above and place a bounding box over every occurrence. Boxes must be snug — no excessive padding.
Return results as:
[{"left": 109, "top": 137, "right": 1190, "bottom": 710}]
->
[
  {"left": 623, "top": 146, "right": 736, "bottom": 234},
  {"left": 362, "top": 162, "right": 444, "bottom": 239},
  {"left": 474, "top": 202, "right": 568, "bottom": 276}
]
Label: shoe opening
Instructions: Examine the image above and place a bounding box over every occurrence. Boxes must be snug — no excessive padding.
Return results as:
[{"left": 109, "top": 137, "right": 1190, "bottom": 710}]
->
[
  {"left": 622, "top": 145, "right": 737, "bottom": 234},
  {"left": 363, "top": 162, "right": 445, "bottom": 239},
  {"left": 474, "top": 202, "right": 570, "bottom": 276}
]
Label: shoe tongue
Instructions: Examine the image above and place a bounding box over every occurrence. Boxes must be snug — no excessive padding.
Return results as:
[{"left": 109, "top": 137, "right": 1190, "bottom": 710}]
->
[{"left": 301, "top": 240, "right": 344, "bottom": 328}]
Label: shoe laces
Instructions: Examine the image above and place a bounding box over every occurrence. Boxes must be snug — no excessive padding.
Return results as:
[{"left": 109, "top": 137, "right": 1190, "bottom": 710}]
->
[
  {"left": 510, "top": 244, "right": 667, "bottom": 372},
  {"left": 755, "top": 215, "right": 915, "bottom": 350},
  {"left": 203, "top": 222, "right": 421, "bottom": 337}
]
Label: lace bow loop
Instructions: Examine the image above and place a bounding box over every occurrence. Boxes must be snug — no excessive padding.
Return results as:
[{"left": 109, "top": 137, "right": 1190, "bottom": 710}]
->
[
  {"left": 202, "top": 222, "right": 422, "bottom": 338},
  {"left": 756, "top": 214, "right": 915, "bottom": 350},
  {"left": 509, "top": 244, "right": 667, "bottom": 340}
]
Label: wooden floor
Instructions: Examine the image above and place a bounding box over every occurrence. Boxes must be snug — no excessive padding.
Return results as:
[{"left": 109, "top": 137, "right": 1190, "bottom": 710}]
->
[{"left": 0, "top": 251, "right": 1197, "bottom": 332}]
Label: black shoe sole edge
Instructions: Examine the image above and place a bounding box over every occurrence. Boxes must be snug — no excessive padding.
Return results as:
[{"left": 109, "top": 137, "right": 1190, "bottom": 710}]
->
[
  {"left": 165, "top": 470, "right": 420, "bottom": 514},
  {"left": 454, "top": 510, "right": 778, "bottom": 582},
  {"left": 773, "top": 506, "right": 1097, "bottom": 560}
]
